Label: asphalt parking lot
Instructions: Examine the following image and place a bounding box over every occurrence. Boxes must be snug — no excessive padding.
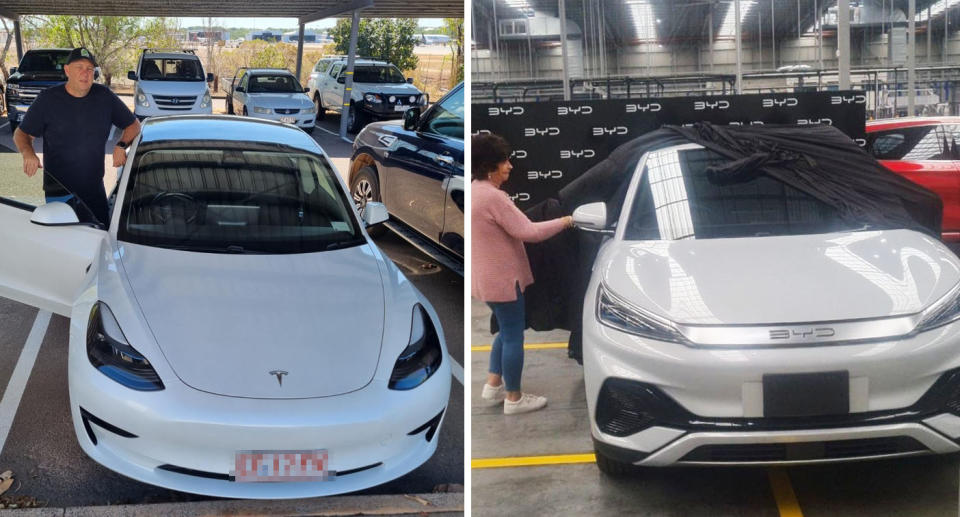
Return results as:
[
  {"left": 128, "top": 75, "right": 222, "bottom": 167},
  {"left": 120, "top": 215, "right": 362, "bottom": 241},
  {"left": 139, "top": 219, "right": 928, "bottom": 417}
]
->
[
  {"left": 0, "top": 111, "right": 464, "bottom": 510},
  {"left": 471, "top": 289, "right": 960, "bottom": 517}
]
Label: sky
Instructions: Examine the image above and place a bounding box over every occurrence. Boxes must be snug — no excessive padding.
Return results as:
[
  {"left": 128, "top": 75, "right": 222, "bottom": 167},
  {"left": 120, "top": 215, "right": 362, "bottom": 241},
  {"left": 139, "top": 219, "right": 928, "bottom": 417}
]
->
[{"left": 176, "top": 17, "right": 444, "bottom": 31}]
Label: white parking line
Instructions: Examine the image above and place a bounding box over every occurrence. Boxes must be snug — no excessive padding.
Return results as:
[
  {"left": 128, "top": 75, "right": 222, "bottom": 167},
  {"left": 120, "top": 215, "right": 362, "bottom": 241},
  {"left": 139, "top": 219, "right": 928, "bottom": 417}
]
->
[
  {"left": 315, "top": 126, "right": 340, "bottom": 137},
  {"left": 0, "top": 310, "right": 50, "bottom": 455},
  {"left": 449, "top": 355, "right": 464, "bottom": 385},
  {"left": 0, "top": 122, "right": 9, "bottom": 131}
]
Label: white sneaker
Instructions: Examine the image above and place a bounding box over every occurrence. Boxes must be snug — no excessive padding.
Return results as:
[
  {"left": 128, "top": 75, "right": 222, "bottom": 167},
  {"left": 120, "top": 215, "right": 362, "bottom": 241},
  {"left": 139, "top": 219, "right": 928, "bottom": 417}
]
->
[
  {"left": 479, "top": 383, "right": 506, "bottom": 407},
  {"left": 504, "top": 393, "right": 548, "bottom": 415}
]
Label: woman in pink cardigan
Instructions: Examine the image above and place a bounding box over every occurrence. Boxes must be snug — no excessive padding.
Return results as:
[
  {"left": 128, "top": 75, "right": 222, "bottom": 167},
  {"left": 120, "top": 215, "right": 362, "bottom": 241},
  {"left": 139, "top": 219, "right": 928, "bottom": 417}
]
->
[{"left": 472, "top": 134, "right": 573, "bottom": 415}]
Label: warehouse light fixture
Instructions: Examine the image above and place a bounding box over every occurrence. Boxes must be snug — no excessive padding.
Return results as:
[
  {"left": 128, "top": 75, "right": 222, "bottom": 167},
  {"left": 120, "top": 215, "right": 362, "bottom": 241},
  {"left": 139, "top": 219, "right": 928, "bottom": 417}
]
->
[
  {"left": 625, "top": 0, "right": 658, "bottom": 41},
  {"left": 718, "top": 0, "right": 757, "bottom": 38}
]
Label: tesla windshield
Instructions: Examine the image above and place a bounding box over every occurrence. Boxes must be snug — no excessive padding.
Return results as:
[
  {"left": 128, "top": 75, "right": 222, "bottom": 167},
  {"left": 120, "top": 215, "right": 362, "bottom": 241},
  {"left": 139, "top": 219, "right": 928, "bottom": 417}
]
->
[
  {"left": 118, "top": 143, "right": 363, "bottom": 253},
  {"left": 623, "top": 146, "right": 871, "bottom": 241}
]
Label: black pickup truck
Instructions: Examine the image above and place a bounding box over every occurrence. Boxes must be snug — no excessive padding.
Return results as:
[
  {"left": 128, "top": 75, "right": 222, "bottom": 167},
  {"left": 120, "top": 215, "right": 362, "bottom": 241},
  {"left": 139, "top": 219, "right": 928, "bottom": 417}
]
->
[{"left": 5, "top": 49, "right": 76, "bottom": 132}]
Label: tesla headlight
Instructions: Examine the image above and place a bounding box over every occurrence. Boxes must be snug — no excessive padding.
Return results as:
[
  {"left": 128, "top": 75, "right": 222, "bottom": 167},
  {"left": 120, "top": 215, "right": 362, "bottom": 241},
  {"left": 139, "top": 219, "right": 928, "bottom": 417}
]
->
[
  {"left": 86, "top": 302, "right": 164, "bottom": 391},
  {"left": 389, "top": 304, "right": 443, "bottom": 390},
  {"left": 136, "top": 87, "right": 149, "bottom": 108},
  {"left": 253, "top": 106, "right": 271, "bottom": 114},
  {"left": 200, "top": 91, "right": 211, "bottom": 108},
  {"left": 596, "top": 284, "right": 686, "bottom": 343},
  {"left": 915, "top": 282, "right": 960, "bottom": 333},
  {"left": 364, "top": 93, "right": 382, "bottom": 104}
]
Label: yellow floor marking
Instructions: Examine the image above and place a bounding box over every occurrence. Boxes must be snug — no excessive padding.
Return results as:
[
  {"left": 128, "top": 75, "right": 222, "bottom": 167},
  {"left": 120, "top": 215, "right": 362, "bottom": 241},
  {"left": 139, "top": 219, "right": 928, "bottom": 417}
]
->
[
  {"left": 471, "top": 342, "right": 568, "bottom": 352},
  {"left": 472, "top": 453, "right": 596, "bottom": 469},
  {"left": 768, "top": 469, "right": 804, "bottom": 517}
]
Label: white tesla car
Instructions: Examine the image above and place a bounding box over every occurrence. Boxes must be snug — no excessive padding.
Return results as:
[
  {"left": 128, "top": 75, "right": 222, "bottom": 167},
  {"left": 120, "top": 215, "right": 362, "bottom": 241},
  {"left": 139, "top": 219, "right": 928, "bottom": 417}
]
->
[
  {"left": 577, "top": 142, "right": 960, "bottom": 473},
  {"left": 0, "top": 115, "right": 451, "bottom": 497}
]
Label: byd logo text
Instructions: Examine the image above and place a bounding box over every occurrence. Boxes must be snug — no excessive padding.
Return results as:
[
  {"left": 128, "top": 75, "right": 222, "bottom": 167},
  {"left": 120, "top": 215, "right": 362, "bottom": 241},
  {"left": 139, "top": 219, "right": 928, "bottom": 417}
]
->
[
  {"left": 769, "top": 328, "right": 836, "bottom": 340},
  {"left": 524, "top": 127, "right": 561, "bottom": 137},
  {"left": 626, "top": 103, "right": 661, "bottom": 113},
  {"left": 487, "top": 106, "right": 525, "bottom": 116},
  {"left": 557, "top": 106, "right": 593, "bottom": 116},
  {"left": 472, "top": 129, "right": 491, "bottom": 136},
  {"left": 694, "top": 100, "right": 730, "bottom": 111},
  {"left": 592, "top": 126, "right": 628, "bottom": 136},
  {"left": 761, "top": 98, "right": 798, "bottom": 108},
  {"left": 798, "top": 118, "right": 833, "bottom": 125},
  {"left": 560, "top": 149, "right": 596, "bottom": 159},
  {"left": 511, "top": 150, "right": 528, "bottom": 159},
  {"left": 509, "top": 192, "right": 531, "bottom": 202},
  {"left": 527, "top": 170, "right": 563, "bottom": 180},
  {"left": 831, "top": 94, "right": 866, "bottom": 105}
]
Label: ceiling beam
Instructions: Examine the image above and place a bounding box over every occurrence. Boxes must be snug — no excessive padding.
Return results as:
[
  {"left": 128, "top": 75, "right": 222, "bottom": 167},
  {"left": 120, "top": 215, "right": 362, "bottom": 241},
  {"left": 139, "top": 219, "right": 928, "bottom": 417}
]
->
[
  {"left": 300, "top": 0, "right": 375, "bottom": 24},
  {"left": 0, "top": 7, "right": 18, "bottom": 19}
]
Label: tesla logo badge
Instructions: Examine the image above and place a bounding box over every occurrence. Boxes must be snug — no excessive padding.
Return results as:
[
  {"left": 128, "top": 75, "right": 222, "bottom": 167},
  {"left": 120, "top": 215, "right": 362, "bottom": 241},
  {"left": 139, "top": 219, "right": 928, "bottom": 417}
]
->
[
  {"left": 557, "top": 106, "right": 593, "bottom": 115},
  {"left": 762, "top": 98, "right": 798, "bottom": 108},
  {"left": 524, "top": 127, "right": 560, "bottom": 136},
  {"left": 694, "top": 100, "right": 730, "bottom": 111},
  {"left": 625, "top": 103, "right": 661, "bottom": 113},
  {"left": 769, "top": 328, "right": 836, "bottom": 340},
  {"left": 592, "top": 126, "right": 628, "bottom": 136},
  {"left": 270, "top": 370, "right": 288, "bottom": 386},
  {"left": 488, "top": 106, "right": 525, "bottom": 116}
]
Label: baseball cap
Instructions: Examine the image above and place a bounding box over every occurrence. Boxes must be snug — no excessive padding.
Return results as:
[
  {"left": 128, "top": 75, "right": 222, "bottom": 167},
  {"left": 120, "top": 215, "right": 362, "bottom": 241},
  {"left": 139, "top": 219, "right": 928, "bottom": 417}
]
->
[{"left": 66, "top": 47, "right": 97, "bottom": 67}]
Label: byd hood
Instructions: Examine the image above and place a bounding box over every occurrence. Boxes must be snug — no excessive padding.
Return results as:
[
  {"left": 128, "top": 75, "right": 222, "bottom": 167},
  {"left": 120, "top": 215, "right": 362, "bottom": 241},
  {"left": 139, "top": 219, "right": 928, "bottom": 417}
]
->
[
  {"left": 119, "top": 243, "right": 385, "bottom": 398},
  {"left": 601, "top": 230, "right": 960, "bottom": 325}
]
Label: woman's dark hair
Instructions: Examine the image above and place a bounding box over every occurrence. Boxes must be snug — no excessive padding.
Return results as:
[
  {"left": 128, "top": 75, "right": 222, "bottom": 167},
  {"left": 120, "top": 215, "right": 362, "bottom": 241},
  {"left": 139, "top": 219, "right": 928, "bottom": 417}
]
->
[{"left": 472, "top": 133, "right": 512, "bottom": 181}]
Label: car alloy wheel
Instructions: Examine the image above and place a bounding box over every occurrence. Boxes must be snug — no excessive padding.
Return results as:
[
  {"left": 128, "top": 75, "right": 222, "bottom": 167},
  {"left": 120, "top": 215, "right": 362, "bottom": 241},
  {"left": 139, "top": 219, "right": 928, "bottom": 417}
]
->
[{"left": 353, "top": 179, "right": 374, "bottom": 209}]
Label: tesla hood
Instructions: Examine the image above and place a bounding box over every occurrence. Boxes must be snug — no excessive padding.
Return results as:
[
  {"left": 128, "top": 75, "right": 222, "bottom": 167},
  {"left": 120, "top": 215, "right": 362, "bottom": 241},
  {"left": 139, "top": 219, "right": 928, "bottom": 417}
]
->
[
  {"left": 601, "top": 230, "right": 960, "bottom": 325},
  {"left": 119, "top": 243, "right": 386, "bottom": 398}
]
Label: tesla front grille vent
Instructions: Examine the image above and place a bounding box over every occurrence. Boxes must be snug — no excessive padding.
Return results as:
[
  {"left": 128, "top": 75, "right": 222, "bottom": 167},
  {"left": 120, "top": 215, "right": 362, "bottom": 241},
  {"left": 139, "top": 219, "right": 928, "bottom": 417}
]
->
[
  {"left": 408, "top": 408, "right": 445, "bottom": 442},
  {"left": 79, "top": 407, "right": 138, "bottom": 446},
  {"left": 678, "top": 437, "right": 928, "bottom": 463}
]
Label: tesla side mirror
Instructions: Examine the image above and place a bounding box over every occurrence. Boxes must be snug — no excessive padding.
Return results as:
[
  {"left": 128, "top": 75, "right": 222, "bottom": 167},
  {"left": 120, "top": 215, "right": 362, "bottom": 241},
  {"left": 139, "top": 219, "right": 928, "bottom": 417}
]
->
[
  {"left": 9, "top": 67, "right": 16, "bottom": 75},
  {"left": 206, "top": 73, "right": 214, "bottom": 83},
  {"left": 573, "top": 202, "right": 612, "bottom": 234},
  {"left": 403, "top": 107, "right": 421, "bottom": 131},
  {"left": 406, "top": 77, "right": 414, "bottom": 84},
  {"left": 337, "top": 76, "right": 346, "bottom": 84},
  {"left": 30, "top": 202, "right": 80, "bottom": 226},
  {"left": 127, "top": 71, "right": 136, "bottom": 81},
  {"left": 361, "top": 201, "right": 389, "bottom": 227}
]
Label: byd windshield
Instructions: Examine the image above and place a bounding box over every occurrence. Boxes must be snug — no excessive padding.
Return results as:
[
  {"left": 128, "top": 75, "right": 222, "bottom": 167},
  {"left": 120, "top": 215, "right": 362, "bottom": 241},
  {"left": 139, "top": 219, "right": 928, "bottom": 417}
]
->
[
  {"left": 117, "top": 143, "right": 364, "bottom": 254},
  {"left": 623, "top": 146, "right": 880, "bottom": 241}
]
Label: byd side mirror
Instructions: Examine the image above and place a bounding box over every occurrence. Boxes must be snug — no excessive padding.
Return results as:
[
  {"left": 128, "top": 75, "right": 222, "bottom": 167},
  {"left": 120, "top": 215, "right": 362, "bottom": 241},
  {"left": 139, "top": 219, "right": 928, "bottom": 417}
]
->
[
  {"left": 572, "top": 202, "right": 612, "bottom": 234},
  {"left": 403, "top": 107, "right": 421, "bottom": 131},
  {"left": 30, "top": 202, "right": 80, "bottom": 226}
]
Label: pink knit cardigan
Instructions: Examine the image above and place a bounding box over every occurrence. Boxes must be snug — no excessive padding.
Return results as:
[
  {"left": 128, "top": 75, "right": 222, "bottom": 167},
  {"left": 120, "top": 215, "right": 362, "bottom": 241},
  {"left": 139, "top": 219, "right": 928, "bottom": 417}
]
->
[{"left": 471, "top": 180, "right": 568, "bottom": 302}]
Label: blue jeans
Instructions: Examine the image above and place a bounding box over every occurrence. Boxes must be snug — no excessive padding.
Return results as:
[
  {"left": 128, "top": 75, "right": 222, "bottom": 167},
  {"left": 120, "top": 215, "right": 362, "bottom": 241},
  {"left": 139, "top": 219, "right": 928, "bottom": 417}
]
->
[
  {"left": 45, "top": 194, "right": 74, "bottom": 204},
  {"left": 487, "top": 284, "right": 525, "bottom": 392}
]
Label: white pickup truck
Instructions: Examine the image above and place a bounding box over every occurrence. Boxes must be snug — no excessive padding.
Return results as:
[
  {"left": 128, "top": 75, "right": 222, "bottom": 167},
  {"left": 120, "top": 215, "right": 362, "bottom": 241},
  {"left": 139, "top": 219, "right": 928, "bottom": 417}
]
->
[{"left": 306, "top": 57, "right": 426, "bottom": 133}]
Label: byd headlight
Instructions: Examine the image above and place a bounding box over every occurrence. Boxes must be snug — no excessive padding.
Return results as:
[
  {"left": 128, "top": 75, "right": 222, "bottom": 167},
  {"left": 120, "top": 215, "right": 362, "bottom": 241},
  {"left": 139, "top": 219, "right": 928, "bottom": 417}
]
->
[
  {"left": 596, "top": 284, "right": 686, "bottom": 343},
  {"left": 915, "top": 282, "right": 960, "bottom": 333},
  {"left": 389, "top": 304, "right": 443, "bottom": 390},
  {"left": 86, "top": 302, "right": 164, "bottom": 391}
]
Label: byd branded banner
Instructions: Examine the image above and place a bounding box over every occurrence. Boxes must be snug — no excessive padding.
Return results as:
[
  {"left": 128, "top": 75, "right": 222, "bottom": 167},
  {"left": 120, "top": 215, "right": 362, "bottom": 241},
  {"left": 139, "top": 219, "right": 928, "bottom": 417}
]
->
[{"left": 471, "top": 91, "right": 867, "bottom": 210}]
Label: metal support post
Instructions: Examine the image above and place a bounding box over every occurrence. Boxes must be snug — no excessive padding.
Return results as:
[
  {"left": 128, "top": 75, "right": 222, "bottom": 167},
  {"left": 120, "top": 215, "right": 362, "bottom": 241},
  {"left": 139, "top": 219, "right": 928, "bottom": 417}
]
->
[
  {"left": 559, "top": 0, "right": 571, "bottom": 100},
  {"left": 839, "top": 0, "right": 850, "bottom": 89},
  {"left": 735, "top": 0, "right": 742, "bottom": 94},
  {"left": 908, "top": 0, "right": 916, "bottom": 115},
  {"left": 13, "top": 18, "right": 22, "bottom": 62},
  {"left": 339, "top": 10, "right": 361, "bottom": 142},
  {"left": 295, "top": 23, "right": 305, "bottom": 83}
]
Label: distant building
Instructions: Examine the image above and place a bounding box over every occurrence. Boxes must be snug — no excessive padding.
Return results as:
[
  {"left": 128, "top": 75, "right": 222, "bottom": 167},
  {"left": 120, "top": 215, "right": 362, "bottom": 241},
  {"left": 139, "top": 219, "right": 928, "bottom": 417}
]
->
[
  {"left": 282, "top": 30, "right": 318, "bottom": 43},
  {"left": 421, "top": 34, "right": 452, "bottom": 45},
  {"left": 189, "top": 30, "right": 226, "bottom": 42},
  {"left": 248, "top": 30, "right": 282, "bottom": 42}
]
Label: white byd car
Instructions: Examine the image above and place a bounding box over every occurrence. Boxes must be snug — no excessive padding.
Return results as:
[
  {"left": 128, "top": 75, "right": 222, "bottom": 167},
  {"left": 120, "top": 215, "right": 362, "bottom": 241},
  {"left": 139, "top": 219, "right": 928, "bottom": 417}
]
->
[
  {"left": 0, "top": 115, "right": 450, "bottom": 497},
  {"left": 578, "top": 142, "right": 960, "bottom": 473}
]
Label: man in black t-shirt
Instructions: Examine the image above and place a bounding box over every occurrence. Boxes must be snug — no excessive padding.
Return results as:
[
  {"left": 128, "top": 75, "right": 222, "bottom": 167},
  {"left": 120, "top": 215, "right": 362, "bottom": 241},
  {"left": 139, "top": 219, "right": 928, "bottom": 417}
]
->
[{"left": 12, "top": 47, "right": 140, "bottom": 225}]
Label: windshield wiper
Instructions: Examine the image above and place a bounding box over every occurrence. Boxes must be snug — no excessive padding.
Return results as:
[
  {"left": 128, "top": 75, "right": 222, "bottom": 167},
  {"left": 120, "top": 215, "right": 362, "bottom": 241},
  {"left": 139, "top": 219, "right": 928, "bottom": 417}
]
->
[
  {"left": 323, "top": 238, "right": 366, "bottom": 251},
  {"left": 159, "top": 244, "right": 268, "bottom": 254}
]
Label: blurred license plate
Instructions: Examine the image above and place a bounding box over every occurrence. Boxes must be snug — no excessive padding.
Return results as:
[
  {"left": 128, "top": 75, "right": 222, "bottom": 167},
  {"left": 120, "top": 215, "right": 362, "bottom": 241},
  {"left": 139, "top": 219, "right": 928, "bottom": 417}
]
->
[
  {"left": 394, "top": 105, "right": 408, "bottom": 112},
  {"left": 279, "top": 116, "right": 296, "bottom": 123},
  {"left": 232, "top": 449, "right": 329, "bottom": 482}
]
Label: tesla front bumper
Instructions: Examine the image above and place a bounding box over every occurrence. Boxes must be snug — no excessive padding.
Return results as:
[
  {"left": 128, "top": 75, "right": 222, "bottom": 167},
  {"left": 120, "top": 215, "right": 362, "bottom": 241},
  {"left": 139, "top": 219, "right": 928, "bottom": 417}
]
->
[
  {"left": 584, "top": 316, "right": 960, "bottom": 466},
  {"left": 68, "top": 350, "right": 451, "bottom": 498}
]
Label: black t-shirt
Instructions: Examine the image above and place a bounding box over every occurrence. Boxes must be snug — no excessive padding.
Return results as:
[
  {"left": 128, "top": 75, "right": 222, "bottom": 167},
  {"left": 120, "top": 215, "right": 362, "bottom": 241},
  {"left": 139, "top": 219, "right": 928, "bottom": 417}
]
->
[{"left": 19, "top": 83, "right": 136, "bottom": 224}]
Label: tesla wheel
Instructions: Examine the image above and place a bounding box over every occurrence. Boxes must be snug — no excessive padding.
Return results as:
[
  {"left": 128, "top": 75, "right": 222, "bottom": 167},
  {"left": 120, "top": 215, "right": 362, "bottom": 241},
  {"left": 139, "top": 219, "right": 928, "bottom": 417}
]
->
[
  {"left": 314, "top": 95, "right": 325, "bottom": 121},
  {"left": 594, "top": 447, "right": 640, "bottom": 477},
  {"left": 351, "top": 166, "right": 384, "bottom": 236},
  {"left": 347, "top": 104, "right": 366, "bottom": 133}
]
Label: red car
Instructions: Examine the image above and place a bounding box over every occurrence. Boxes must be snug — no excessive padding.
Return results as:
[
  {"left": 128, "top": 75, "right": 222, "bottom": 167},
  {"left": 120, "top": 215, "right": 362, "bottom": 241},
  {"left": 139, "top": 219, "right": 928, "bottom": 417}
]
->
[{"left": 866, "top": 117, "right": 960, "bottom": 241}]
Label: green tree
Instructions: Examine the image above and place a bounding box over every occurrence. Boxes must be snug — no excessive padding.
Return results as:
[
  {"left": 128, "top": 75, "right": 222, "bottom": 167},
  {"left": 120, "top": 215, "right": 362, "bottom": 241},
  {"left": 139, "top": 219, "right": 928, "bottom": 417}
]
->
[
  {"left": 25, "top": 16, "right": 180, "bottom": 86},
  {"left": 442, "top": 18, "right": 464, "bottom": 84},
  {"left": 332, "top": 18, "right": 418, "bottom": 71}
]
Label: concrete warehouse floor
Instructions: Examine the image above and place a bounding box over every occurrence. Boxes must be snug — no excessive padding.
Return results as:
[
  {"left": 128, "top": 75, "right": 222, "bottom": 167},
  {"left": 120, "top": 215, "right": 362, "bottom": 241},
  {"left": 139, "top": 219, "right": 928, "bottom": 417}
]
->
[{"left": 470, "top": 297, "right": 960, "bottom": 517}]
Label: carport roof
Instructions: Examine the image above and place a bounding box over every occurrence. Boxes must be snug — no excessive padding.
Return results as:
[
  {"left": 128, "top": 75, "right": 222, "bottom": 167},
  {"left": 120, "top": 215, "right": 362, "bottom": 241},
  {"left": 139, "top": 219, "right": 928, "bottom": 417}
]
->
[{"left": 0, "top": 0, "right": 463, "bottom": 22}]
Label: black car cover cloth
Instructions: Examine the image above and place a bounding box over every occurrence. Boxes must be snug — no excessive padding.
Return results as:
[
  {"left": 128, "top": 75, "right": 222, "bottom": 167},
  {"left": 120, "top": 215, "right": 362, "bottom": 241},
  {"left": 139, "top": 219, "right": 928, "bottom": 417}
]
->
[{"left": 502, "top": 122, "right": 942, "bottom": 361}]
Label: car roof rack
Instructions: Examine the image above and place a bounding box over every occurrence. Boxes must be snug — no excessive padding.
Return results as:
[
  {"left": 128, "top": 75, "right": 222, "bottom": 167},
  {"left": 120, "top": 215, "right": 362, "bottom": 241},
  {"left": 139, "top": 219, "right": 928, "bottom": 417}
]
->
[{"left": 142, "top": 48, "right": 198, "bottom": 55}]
